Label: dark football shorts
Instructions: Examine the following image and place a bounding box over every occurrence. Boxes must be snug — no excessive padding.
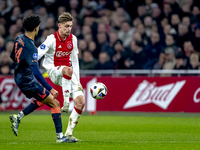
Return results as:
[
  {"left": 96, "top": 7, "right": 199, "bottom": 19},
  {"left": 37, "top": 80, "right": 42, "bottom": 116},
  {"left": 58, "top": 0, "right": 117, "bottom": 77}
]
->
[{"left": 19, "top": 80, "right": 50, "bottom": 102}]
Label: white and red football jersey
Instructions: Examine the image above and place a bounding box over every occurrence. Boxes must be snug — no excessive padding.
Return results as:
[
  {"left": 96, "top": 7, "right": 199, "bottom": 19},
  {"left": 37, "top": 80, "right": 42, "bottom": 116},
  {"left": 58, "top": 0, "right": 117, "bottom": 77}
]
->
[{"left": 38, "top": 30, "right": 80, "bottom": 83}]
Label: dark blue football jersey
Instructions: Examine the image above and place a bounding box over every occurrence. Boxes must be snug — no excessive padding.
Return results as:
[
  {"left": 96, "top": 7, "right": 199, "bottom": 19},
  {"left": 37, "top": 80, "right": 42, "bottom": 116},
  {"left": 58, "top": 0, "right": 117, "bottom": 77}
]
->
[{"left": 10, "top": 34, "right": 38, "bottom": 88}]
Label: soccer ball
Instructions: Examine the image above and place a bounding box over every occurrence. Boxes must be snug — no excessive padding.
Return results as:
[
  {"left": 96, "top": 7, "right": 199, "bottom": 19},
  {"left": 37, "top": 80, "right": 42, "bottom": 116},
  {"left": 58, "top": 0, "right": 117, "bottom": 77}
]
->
[{"left": 90, "top": 82, "right": 107, "bottom": 99}]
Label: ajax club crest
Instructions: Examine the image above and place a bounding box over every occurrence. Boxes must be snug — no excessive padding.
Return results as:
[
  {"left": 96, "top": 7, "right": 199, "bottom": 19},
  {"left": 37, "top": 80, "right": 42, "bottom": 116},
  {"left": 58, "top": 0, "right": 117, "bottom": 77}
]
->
[{"left": 67, "top": 42, "right": 72, "bottom": 49}]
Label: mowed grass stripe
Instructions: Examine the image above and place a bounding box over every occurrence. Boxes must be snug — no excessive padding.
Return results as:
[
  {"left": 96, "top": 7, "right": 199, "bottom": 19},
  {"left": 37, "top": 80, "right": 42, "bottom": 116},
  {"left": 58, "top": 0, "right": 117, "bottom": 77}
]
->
[{"left": 0, "top": 114, "right": 200, "bottom": 150}]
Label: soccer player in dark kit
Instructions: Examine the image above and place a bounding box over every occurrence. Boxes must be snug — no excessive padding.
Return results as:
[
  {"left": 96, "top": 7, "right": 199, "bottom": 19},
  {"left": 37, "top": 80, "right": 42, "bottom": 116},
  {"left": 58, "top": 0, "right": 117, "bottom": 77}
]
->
[{"left": 9, "top": 14, "right": 77, "bottom": 143}]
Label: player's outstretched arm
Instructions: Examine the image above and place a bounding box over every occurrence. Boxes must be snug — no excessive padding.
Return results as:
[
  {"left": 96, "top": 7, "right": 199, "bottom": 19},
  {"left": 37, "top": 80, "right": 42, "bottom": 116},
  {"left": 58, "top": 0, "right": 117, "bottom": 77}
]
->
[{"left": 31, "top": 63, "right": 52, "bottom": 91}]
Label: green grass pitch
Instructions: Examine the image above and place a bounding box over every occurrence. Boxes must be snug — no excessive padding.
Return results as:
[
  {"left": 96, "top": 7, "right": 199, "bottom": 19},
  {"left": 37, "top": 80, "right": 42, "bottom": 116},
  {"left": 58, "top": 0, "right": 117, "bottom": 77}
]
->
[{"left": 1, "top": 111, "right": 200, "bottom": 150}]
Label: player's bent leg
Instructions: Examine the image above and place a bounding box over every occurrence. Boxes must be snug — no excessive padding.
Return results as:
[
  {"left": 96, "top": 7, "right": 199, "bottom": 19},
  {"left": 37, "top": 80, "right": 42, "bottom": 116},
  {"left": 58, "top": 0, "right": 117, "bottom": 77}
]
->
[
  {"left": 41, "top": 94, "right": 60, "bottom": 108},
  {"left": 62, "top": 66, "right": 73, "bottom": 77},
  {"left": 42, "top": 94, "right": 77, "bottom": 143},
  {"left": 61, "top": 66, "right": 73, "bottom": 113},
  {"left": 20, "top": 99, "right": 44, "bottom": 119},
  {"left": 65, "top": 94, "right": 84, "bottom": 140}
]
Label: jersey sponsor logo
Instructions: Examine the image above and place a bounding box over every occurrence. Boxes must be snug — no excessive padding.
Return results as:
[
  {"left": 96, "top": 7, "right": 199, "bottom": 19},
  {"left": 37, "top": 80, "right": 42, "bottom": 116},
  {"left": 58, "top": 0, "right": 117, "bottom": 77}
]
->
[
  {"left": 58, "top": 45, "right": 62, "bottom": 48},
  {"left": 33, "top": 53, "right": 38, "bottom": 59},
  {"left": 40, "top": 44, "right": 46, "bottom": 49},
  {"left": 56, "top": 51, "right": 71, "bottom": 57},
  {"left": 123, "top": 80, "right": 186, "bottom": 110},
  {"left": 67, "top": 43, "right": 72, "bottom": 49}
]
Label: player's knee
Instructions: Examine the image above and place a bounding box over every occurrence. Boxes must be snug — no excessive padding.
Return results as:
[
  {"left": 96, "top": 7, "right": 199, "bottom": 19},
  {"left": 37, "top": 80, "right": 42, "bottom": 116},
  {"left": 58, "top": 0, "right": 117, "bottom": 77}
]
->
[
  {"left": 78, "top": 99, "right": 84, "bottom": 107},
  {"left": 54, "top": 100, "right": 60, "bottom": 107},
  {"left": 62, "top": 67, "right": 73, "bottom": 77},
  {"left": 67, "top": 67, "right": 73, "bottom": 77},
  {"left": 75, "top": 96, "right": 85, "bottom": 110},
  {"left": 80, "top": 101, "right": 85, "bottom": 109}
]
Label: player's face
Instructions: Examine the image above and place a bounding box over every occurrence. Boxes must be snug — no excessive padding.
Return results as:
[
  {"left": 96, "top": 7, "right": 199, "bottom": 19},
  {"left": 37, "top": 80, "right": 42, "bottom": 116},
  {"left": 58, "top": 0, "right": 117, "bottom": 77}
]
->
[{"left": 59, "top": 21, "right": 73, "bottom": 36}]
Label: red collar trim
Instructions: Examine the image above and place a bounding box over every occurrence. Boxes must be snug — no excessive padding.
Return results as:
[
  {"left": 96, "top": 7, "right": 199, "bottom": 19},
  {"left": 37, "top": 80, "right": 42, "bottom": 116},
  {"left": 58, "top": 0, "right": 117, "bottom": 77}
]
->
[{"left": 56, "top": 30, "right": 72, "bottom": 42}]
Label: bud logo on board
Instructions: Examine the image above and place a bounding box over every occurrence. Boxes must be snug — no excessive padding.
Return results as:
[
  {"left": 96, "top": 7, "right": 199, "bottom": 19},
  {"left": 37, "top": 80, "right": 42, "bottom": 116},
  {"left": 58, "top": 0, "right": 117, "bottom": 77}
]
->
[{"left": 124, "top": 80, "right": 186, "bottom": 110}]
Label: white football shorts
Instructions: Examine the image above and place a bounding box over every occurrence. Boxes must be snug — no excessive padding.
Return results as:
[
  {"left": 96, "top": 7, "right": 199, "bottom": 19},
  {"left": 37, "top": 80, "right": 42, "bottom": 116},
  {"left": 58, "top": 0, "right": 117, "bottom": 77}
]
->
[{"left": 47, "top": 65, "right": 83, "bottom": 99}]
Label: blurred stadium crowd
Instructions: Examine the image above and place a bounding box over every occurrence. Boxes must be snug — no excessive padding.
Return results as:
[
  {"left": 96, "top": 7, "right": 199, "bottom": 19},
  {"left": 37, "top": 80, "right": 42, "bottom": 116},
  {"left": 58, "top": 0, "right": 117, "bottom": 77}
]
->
[{"left": 0, "top": 0, "right": 200, "bottom": 75}]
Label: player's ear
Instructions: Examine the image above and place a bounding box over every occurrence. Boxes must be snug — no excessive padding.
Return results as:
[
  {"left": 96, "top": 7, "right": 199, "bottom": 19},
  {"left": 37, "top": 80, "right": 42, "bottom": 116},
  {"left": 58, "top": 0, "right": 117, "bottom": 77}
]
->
[{"left": 34, "top": 26, "right": 39, "bottom": 32}]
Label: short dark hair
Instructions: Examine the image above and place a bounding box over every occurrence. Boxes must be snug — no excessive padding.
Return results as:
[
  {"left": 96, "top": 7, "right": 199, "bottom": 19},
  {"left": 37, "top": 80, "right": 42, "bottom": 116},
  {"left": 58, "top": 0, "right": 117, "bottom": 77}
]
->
[{"left": 22, "top": 14, "right": 41, "bottom": 32}]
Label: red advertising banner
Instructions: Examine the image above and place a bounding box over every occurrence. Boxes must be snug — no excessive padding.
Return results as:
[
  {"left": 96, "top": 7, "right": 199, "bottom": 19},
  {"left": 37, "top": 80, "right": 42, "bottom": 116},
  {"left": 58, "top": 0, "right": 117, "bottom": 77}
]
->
[{"left": 1, "top": 76, "right": 200, "bottom": 112}]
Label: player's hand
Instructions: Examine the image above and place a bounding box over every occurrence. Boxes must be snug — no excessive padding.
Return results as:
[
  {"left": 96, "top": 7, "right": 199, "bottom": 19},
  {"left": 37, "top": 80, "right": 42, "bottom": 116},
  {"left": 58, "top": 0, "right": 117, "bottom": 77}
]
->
[{"left": 50, "top": 88, "right": 58, "bottom": 99}]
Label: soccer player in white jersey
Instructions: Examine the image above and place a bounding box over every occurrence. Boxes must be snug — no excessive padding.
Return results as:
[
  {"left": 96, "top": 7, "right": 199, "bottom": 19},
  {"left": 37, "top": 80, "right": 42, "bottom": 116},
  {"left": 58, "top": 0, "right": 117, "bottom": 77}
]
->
[{"left": 37, "top": 12, "right": 84, "bottom": 140}]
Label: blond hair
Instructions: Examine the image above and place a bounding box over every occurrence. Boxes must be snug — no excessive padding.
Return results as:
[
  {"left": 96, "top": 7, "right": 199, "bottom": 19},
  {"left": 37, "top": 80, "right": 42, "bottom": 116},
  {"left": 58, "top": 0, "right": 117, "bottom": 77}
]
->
[{"left": 58, "top": 12, "right": 73, "bottom": 23}]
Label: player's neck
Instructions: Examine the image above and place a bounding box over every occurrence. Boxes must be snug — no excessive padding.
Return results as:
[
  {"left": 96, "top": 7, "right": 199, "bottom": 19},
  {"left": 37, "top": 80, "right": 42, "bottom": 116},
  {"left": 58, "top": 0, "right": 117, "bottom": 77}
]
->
[
  {"left": 58, "top": 30, "right": 67, "bottom": 40},
  {"left": 25, "top": 32, "right": 35, "bottom": 41}
]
